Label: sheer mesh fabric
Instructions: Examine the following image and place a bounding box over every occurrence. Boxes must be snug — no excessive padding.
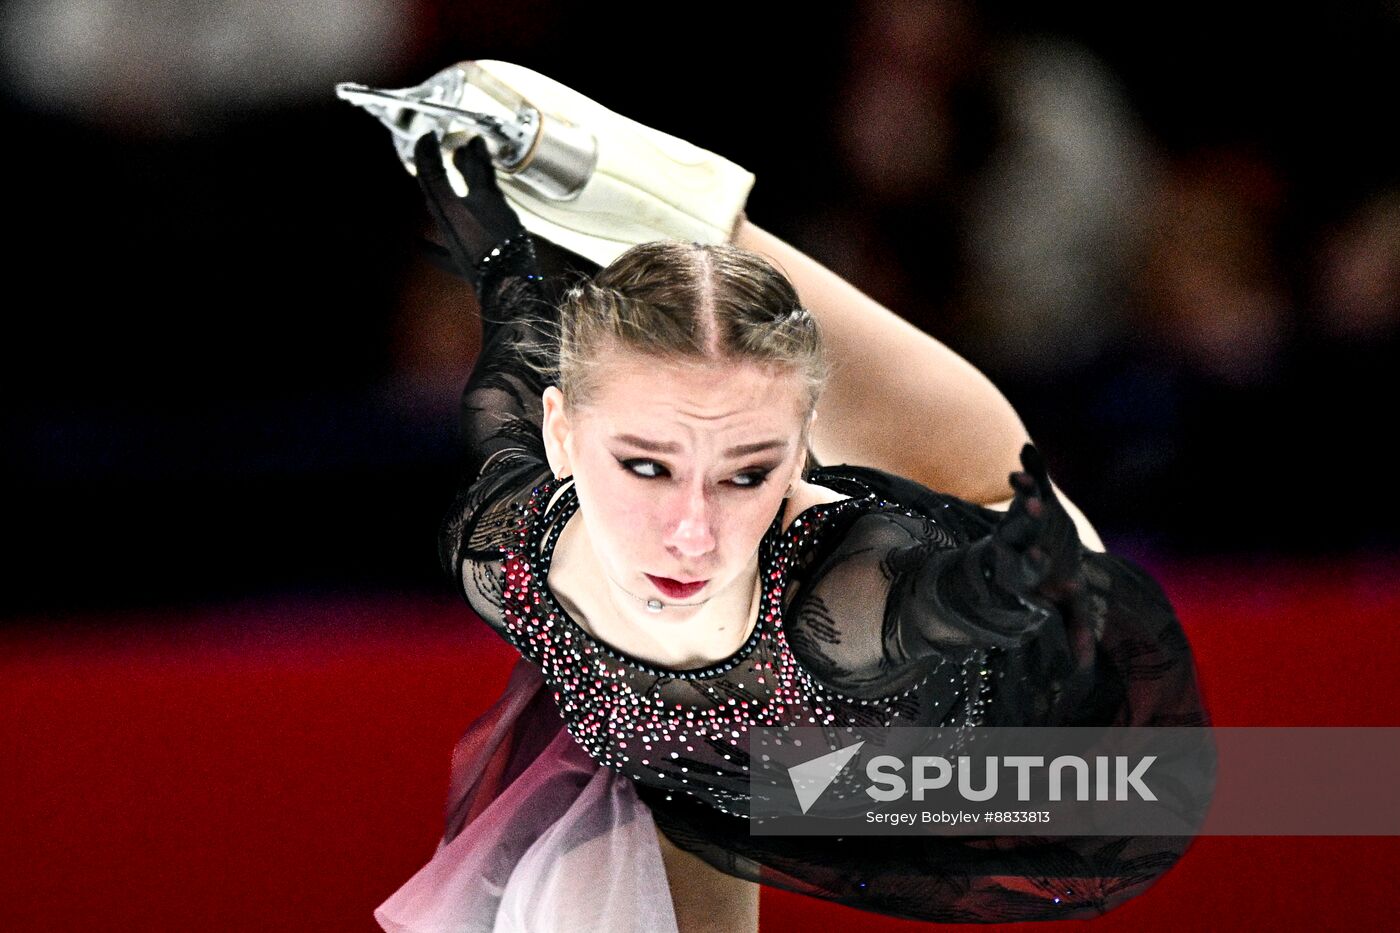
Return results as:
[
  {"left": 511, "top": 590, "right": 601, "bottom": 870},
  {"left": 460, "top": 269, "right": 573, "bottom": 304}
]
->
[{"left": 431, "top": 233, "right": 1211, "bottom": 923}]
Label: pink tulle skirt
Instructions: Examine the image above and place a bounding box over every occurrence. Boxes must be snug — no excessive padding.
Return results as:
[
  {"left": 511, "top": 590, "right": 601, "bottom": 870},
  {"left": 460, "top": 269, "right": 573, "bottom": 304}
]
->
[{"left": 375, "top": 658, "right": 679, "bottom": 932}]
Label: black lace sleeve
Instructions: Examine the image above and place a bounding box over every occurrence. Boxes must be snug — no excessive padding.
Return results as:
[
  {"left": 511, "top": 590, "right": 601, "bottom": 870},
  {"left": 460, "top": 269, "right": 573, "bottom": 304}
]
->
[
  {"left": 436, "top": 236, "right": 565, "bottom": 636},
  {"left": 788, "top": 465, "right": 1204, "bottom": 728}
]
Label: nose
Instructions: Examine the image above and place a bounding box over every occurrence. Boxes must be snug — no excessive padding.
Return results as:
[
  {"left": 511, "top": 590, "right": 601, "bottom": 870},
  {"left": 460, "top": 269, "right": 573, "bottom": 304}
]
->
[{"left": 663, "top": 483, "right": 717, "bottom": 559}]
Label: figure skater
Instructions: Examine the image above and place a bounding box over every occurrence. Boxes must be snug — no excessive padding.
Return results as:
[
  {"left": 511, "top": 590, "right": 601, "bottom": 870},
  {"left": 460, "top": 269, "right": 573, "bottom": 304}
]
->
[{"left": 351, "top": 61, "right": 1210, "bottom": 933}]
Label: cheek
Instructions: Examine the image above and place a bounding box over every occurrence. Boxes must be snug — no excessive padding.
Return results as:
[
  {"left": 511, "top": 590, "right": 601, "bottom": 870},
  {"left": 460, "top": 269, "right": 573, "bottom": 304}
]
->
[
  {"left": 606, "top": 494, "right": 663, "bottom": 544},
  {"left": 574, "top": 457, "right": 661, "bottom": 542},
  {"left": 717, "top": 491, "right": 785, "bottom": 552}
]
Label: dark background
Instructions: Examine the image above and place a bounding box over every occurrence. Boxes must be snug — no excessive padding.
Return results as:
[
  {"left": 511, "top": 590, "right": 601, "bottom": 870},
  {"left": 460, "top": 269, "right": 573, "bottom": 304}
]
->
[{"left": 5, "top": 1, "right": 1397, "bottom": 612}]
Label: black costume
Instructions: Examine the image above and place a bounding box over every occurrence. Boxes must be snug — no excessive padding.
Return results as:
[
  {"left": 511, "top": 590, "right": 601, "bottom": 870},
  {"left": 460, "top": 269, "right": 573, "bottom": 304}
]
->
[{"left": 374, "top": 137, "right": 1211, "bottom": 931}]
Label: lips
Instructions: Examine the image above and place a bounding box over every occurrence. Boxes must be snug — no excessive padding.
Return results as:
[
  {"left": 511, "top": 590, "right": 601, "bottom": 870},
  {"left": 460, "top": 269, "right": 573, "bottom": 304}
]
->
[{"left": 645, "top": 574, "right": 708, "bottom": 599}]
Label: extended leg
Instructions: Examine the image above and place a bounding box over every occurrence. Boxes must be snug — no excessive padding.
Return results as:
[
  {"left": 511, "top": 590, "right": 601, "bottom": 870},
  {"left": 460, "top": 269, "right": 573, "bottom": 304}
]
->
[{"left": 655, "top": 825, "right": 760, "bottom": 933}]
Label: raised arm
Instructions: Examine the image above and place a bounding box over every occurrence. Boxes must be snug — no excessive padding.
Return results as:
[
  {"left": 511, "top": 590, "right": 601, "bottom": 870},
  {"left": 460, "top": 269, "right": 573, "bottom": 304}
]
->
[
  {"left": 733, "top": 221, "right": 1104, "bottom": 551},
  {"left": 410, "top": 133, "right": 559, "bottom": 637}
]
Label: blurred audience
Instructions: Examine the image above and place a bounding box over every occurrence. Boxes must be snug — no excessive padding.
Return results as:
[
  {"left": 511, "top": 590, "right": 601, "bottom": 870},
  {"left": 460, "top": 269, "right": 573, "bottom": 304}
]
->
[
  {"left": 6, "top": 0, "right": 1397, "bottom": 614},
  {"left": 779, "top": 0, "right": 1397, "bottom": 556}
]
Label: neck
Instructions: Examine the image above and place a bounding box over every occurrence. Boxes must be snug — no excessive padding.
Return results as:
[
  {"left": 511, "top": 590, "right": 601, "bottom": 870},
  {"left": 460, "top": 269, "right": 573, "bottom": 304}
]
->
[{"left": 552, "top": 505, "right": 764, "bottom": 667}]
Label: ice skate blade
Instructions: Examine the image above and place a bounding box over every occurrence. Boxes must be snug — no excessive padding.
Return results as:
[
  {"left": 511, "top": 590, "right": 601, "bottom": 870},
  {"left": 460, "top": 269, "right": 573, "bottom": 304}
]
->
[{"left": 336, "top": 64, "right": 595, "bottom": 202}]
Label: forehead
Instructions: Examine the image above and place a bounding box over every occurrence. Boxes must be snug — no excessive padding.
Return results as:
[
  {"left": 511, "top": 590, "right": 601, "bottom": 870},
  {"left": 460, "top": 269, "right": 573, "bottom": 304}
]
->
[{"left": 577, "top": 350, "right": 806, "bottom": 434}]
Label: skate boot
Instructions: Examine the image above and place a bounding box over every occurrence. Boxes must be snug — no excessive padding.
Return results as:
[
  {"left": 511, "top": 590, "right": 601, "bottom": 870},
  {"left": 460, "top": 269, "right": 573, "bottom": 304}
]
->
[{"left": 337, "top": 61, "right": 754, "bottom": 267}]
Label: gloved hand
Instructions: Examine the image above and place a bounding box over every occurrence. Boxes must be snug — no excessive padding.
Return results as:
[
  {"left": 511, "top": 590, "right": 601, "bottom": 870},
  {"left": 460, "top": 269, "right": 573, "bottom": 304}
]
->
[
  {"left": 915, "top": 443, "right": 1089, "bottom": 651},
  {"left": 411, "top": 133, "right": 532, "bottom": 293},
  {"left": 980, "top": 443, "right": 1086, "bottom": 610}
]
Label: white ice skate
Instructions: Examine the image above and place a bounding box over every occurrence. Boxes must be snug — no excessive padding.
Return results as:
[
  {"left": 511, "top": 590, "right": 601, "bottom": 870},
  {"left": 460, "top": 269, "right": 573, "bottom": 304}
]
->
[{"left": 337, "top": 61, "right": 754, "bottom": 267}]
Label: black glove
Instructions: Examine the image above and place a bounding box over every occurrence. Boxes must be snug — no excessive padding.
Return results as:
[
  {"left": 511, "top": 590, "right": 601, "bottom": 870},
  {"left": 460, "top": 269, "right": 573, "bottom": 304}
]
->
[
  {"left": 981, "top": 443, "right": 1086, "bottom": 609},
  {"left": 918, "top": 443, "right": 1088, "bottom": 650},
  {"left": 411, "top": 133, "right": 533, "bottom": 293}
]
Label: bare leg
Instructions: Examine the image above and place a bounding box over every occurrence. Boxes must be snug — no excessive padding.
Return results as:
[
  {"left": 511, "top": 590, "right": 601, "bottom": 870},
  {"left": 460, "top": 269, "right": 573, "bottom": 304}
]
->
[
  {"left": 655, "top": 825, "right": 760, "bottom": 933},
  {"left": 734, "top": 221, "right": 1104, "bottom": 551}
]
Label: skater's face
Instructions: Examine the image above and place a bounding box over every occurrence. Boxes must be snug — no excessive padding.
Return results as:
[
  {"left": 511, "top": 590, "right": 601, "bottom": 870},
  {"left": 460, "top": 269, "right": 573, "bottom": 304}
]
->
[{"left": 542, "top": 348, "right": 810, "bottom": 615}]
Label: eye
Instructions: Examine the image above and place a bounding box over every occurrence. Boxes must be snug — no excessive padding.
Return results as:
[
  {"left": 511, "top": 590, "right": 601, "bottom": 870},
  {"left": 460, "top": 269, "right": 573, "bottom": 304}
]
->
[
  {"left": 617, "top": 458, "right": 771, "bottom": 488},
  {"left": 620, "top": 458, "right": 669, "bottom": 479},
  {"left": 728, "top": 470, "right": 771, "bottom": 489}
]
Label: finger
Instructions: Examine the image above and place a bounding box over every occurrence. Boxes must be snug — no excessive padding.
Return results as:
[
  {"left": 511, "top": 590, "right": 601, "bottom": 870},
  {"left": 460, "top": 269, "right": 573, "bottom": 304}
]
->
[
  {"left": 1019, "top": 443, "right": 1052, "bottom": 492},
  {"left": 1019, "top": 442, "right": 1044, "bottom": 475},
  {"left": 412, "top": 133, "right": 454, "bottom": 200},
  {"left": 451, "top": 135, "right": 498, "bottom": 194},
  {"left": 1008, "top": 470, "right": 1036, "bottom": 496}
]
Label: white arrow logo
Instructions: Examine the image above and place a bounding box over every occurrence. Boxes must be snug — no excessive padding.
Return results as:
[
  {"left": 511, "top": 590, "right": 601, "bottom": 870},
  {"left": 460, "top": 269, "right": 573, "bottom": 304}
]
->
[{"left": 787, "top": 740, "right": 865, "bottom": 813}]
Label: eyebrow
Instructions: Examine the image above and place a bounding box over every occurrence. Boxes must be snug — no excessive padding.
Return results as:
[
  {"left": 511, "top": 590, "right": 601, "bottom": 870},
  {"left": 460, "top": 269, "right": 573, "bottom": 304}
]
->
[{"left": 612, "top": 434, "right": 789, "bottom": 458}]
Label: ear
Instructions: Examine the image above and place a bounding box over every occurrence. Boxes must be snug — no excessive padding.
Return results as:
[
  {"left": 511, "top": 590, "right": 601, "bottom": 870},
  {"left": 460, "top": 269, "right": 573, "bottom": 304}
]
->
[
  {"left": 541, "top": 386, "right": 574, "bottom": 478},
  {"left": 789, "top": 408, "right": 818, "bottom": 490},
  {"left": 787, "top": 458, "right": 805, "bottom": 496}
]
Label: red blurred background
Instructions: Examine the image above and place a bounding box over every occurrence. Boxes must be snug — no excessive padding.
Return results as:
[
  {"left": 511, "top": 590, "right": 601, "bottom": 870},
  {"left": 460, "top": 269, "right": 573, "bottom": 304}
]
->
[{"left": 8, "top": 554, "right": 1400, "bottom": 930}]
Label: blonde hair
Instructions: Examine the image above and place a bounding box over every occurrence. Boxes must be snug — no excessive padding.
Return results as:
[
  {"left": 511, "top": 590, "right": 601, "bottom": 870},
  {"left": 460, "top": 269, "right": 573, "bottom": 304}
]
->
[{"left": 557, "top": 241, "right": 828, "bottom": 416}]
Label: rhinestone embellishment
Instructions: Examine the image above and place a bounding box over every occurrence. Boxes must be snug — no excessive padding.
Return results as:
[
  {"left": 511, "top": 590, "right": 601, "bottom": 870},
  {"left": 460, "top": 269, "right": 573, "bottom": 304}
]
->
[{"left": 497, "top": 471, "right": 994, "bottom": 819}]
